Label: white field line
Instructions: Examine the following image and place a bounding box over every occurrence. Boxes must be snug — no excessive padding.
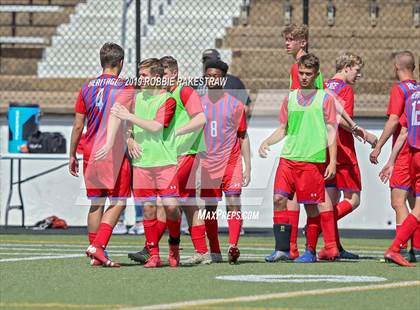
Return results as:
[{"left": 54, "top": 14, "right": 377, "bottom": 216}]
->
[{"left": 121, "top": 281, "right": 420, "bottom": 310}]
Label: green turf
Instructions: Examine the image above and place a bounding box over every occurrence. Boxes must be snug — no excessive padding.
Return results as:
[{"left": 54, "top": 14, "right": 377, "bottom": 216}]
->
[{"left": 0, "top": 234, "right": 419, "bottom": 310}]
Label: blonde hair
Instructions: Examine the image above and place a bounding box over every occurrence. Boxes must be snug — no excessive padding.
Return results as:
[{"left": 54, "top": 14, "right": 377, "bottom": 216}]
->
[
  {"left": 335, "top": 53, "right": 364, "bottom": 72},
  {"left": 282, "top": 23, "right": 309, "bottom": 41},
  {"left": 393, "top": 51, "right": 415, "bottom": 71},
  {"left": 139, "top": 58, "right": 164, "bottom": 77}
]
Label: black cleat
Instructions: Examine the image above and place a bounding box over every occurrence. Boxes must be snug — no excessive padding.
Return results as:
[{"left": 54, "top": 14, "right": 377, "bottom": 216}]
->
[{"left": 128, "top": 246, "right": 151, "bottom": 264}]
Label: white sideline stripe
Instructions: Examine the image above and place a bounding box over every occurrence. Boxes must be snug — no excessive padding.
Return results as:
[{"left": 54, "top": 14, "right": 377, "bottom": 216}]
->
[
  {"left": 122, "top": 281, "right": 420, "bottom": 310},
  {"left": 0, "top": 254, "right": 84, "bottom": 262}
]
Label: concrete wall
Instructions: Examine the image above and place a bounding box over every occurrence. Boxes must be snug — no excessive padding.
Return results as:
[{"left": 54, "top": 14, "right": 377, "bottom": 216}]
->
[{"left": 0, "top": 116, "right": 396, "bottom": 230}]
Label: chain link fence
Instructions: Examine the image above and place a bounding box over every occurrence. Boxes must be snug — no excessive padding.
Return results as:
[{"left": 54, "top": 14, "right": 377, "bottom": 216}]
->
[{"left": 1, "top": 0, "right": 419, "bottom": 115}]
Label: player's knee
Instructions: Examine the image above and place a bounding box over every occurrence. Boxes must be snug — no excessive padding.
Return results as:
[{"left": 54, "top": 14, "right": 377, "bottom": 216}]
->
[
  {"left": 391, "top": 200, "right": 407, "bottom": 213},
  {"left": 351, "top": 195, "right": 361, "bottom": 209},
  {"left": 273, "top": 195, "right": 287, "bottom": 209}
]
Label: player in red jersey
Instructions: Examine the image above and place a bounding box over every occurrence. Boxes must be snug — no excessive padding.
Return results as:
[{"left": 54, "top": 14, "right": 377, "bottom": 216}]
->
[
  {"left": 370, "top": 51, "right": 417, "bottom": 257},
  {"left": 323, "top": 53, "right": 378, "bottom": 259},
  {"left": 260, "top": 54, "right": 338, "bottom": 263},
  {"left": 69, "top": 43, "right": 134, "bottom": 267},
  {"left": 380, "top": 79, "right": 420, "bottom": 267},
  {"left": 200, "top": 59, "right": 251, "bottom": 264}
]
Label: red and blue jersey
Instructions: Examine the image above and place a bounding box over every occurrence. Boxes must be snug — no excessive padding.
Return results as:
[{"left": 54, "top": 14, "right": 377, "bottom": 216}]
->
[
  {"left": 402, "top": 84, "right": 420, "bottom": 150},
  {"left": 200, "top": 92, "right": 247, "bottom": 177},
  {"left": 74, "top": 73, "right": 134, "bottom": 160}
]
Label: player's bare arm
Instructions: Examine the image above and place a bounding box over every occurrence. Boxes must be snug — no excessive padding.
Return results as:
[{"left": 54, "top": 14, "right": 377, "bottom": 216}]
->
[
  {"left": 258, "top": 124, "right": 287, "bottom": 158},
  {"left": 111, "top": 103, "right": 164, "bottom": 133},
  {"left": 379, "top": 126, "right": 408, "bottom": 183},
  {"left": 69, "top": 112, "right": 85, "bottom": 177},
  {"left": 94, "top": 114, "right": 122, "bottom": 161},
  {"left": 325, "top": 123, "right": 337, "bottom": 180},
  {"left": 175, "top": 112, "right": 206, "bottom": 136},
  {"left": 369, "top": 114, "right": 400, "bottom": 164},
  {"left": 239, "top": 132, "right": 251, "bottom": 187}
]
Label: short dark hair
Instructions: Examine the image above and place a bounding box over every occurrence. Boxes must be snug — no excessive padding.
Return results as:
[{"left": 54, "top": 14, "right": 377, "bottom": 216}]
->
[
  {"left": 204, "top": 59, "right": 229, "bottom": 76},
  {"left": 100, "top": 43, "right": 124, "bottom": 69},
  {"left": 139, "top": 58, "right": 164, "bottom": 77},
  {"left": 160, "top": 56, "right": 178, "bottom": 72},
  {"left": 298, "top": 53, "right": 320, "bottom": 73}
]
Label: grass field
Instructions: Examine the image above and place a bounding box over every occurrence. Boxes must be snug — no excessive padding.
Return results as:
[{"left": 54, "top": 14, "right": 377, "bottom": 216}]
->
[{"left": 0, "top": 234, "right": 419, "bottom": 310}]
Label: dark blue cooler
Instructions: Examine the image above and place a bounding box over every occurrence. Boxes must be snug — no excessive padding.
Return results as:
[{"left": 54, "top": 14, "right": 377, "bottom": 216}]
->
[{"left": 8, "top": 103, "right": 40, "bottom": 153}]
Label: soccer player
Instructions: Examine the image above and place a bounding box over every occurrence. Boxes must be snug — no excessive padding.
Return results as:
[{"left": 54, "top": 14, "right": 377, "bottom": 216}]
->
[
  {"left": 69, "top": 43, "right": 133, "bottom": 267},
  {"left": 323, "top": 53, "right": 378, "bottom": 259},
  {"left": 259, "top": 53, "right": 339, "bottom": 263},
  {"left": 380, "top": 81, "right": 420, "bottom": 267},
  {"left": 200, "top": 59, "right": 251, "bottom": 264},
  {"left": 108, "top": 58, "right": 181, "bottom": 268},
  {"left": 370, "top": 51, "right": 417, "bottom": 258}
]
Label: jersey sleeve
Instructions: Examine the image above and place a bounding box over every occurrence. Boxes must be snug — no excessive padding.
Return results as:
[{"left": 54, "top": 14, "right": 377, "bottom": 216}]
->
[
  {"left": 74, "top": 89, "right": 86, "bottom": 114},
  {"left": 339, "top": 85, "right": 354, "bottom": 118},
  {"left": 387, "top": 84, "right": 405, "bottom": 116},
  {"left": 237, "top": 108, "right": 247, "bottom": 134},
  {"left": 323, "top": 95, "right": 337, "bottom": 125},
  {"left": 400, "top": 113, "right": 408, "bottom": 128},
  {"left": 116, "top": 85, "right": 136, "bottom": 111},
  {"left": 180, "top": 86, "right": 203, "bottom": 116},
  {"left": 278, "top": 96, "right": 289, "bottom": 124},
  {"left": 155, "top": 97, "right": 177, "bottom": 128}
]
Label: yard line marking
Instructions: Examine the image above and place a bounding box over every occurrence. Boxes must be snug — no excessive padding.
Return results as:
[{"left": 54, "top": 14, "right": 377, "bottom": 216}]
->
[
  {"left": 0, "top": 254, "right": 84, "bottom": 262},
  {"left": 0, "top": 302, "right": 129, "bottom": 309},
  {"left": 120, "top": 281, "right": 420, "bottom": 310}
]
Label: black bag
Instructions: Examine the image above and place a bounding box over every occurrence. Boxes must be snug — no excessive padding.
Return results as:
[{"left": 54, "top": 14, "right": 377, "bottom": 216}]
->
[{"left": 27, "top": 130, "right": 67, "bottom": 153}]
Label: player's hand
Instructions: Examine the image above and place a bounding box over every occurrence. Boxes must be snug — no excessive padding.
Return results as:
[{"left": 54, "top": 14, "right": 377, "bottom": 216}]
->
[
  {"left": 365, "top": 132, "right": 378, "bottom": 148},
  {"left": 379, "top": 163, "right": 394, "bottom": 183},
  {"left": 69, "top": 156, "right": 79, "bottom": 177},
  {"left": 324, "top": 163, "right": 336, "bottom": 180},
  {"left": 352, "top": 125, "right": 367, "bottom": 143},
  {"left": 111, "top": 104, "right": 131, "bottom": 121},
  {"left": 258, "top": 141, "right": 270, "bottom": 158},
  {"left": 242, "top": 167, "right": 251, "bottom": 187},
  {"left": 127, "top": 137, "right": 142, "bottom": 159},
  {"left": 94, "top": 144, "right": 111, "bottom": 161},
  {"left": 369, "top": 147, "right": 381, "bottom": 164}
]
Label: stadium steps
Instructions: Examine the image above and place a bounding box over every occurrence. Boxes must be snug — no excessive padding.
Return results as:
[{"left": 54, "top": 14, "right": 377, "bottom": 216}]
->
[
  {"left": 0, "top": 76, "right": 88, "bottom": 92},
  {"left": 0, "top": 7, "right": 78, "bottom": 27},
  {"left": 222, "top": 26, "right": 420, "bottom": 50},
  {"left": 1, "top": 0, "right": 84, "bottom": 4},
  {"left": 0, "top": 25, "right": 57, "bottom": 37},
  {"left": 0, "top": 90, "right": 78, "bottom": 114}
]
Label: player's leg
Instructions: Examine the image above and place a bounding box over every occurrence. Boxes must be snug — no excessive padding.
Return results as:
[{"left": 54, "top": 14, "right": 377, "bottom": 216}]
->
[
  {"left": 286, "top": 196, "right": 300, "bottom": 259},
  {"left": 317, "top": 193, "right": 339, "bottom": 261},
  {"left": 294, "top": 204, "right": 319, "bottom": 263},
  {"left": 226, "top": 194, "right": 242, "bottom": 264},
  {"left": 266, "top": 159, "right": 293, "bottom": 262},
  {"left": 86, "top": 200, "right": 105, "bottom": 267},
  {"left": 178, "top": 155, "right": 210, "bottom": 264},
  {"left": 87, "top": 198, "right": 126, "bottom": 267},
  {"left": 391, "top": 188, "right": 411, "bottom": 255}
]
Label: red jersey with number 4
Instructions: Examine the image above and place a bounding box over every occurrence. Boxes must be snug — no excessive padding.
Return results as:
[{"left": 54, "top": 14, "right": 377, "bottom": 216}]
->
[
  {"left": 326, "top": 78, "right": 357, "bottom": 165},
  {"left": 200, "top": 93, "right": 247, "bottom": 177},
  {"left": 74, "top": 74, "right": 135, "bottom": 161}
]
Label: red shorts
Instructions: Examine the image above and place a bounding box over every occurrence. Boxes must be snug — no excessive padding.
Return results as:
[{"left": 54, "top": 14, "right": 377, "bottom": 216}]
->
[
  {"left": 274, "top": 158, "right": 325, "bottom": 204},
  {"left": 177, "top": 154, "right": 198, "bottom": 200},
  {"left": 325, "top": 163, "right": 362, "bottom": 192},
  {"left": 132, "top": 165, "right": 179, "bottom": 201},
  {"left": 83, "top": 156, "right": 131, "bottom": 200},
  {"left": 200, "top": 157, "right": 242, "bottom": 201},
  {"left": 390, "top": 145, "right": 411, "bottom": 191},
  {"left": 410, "top": 148, "right": 420, "bottom": 196}
]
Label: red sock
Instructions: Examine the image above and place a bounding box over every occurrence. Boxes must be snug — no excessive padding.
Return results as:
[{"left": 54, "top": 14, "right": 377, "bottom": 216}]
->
[
  {"left": 166, "top": 218, "right": 181, "bottom": 240},
  {"left": 391, "top": 214, "right": 419, "bottom": 252},
  {"left": 92, "top": 223, "right": 113, "bottom": 249},
  {"left": 336, "top": 200, "right": 353, "bottom": 220},
  {"left": 88, "top": 232, "right": 97, "bottom": 245},
  {"left": 412, "top": 223, "right": 420, "bottom": 249},
  {"left": 320, "top": 210, "right": 337, "bottom": 248},
  {"left": 333, "top": 207, "right": 342, "bottom": 249},
  {"left": 228, "top": 211, "right": 242, "bottom": 247},
  {"left": 205, "top": 218, "right": 220, "bottom": 253},
  {"left": 156, "top": 220, "right": 167, "bottom": 242},
  {"left": 190, "top": 225, "right": 208, "bottom": 254},
  {"left": 143, "top": 218, "right": 159, "bottom": 255},
  {"left": 288, "top": 210, "right": 300, "bottom": 246},
  {"left": 396, "top": 224, "right": 408, "bottom": 249},
  {"left": 273, "top": 210, "right": 289, "bottom": 224},
  {"left": 306, "top": 216, "right": 320, "bottom": 251}
]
